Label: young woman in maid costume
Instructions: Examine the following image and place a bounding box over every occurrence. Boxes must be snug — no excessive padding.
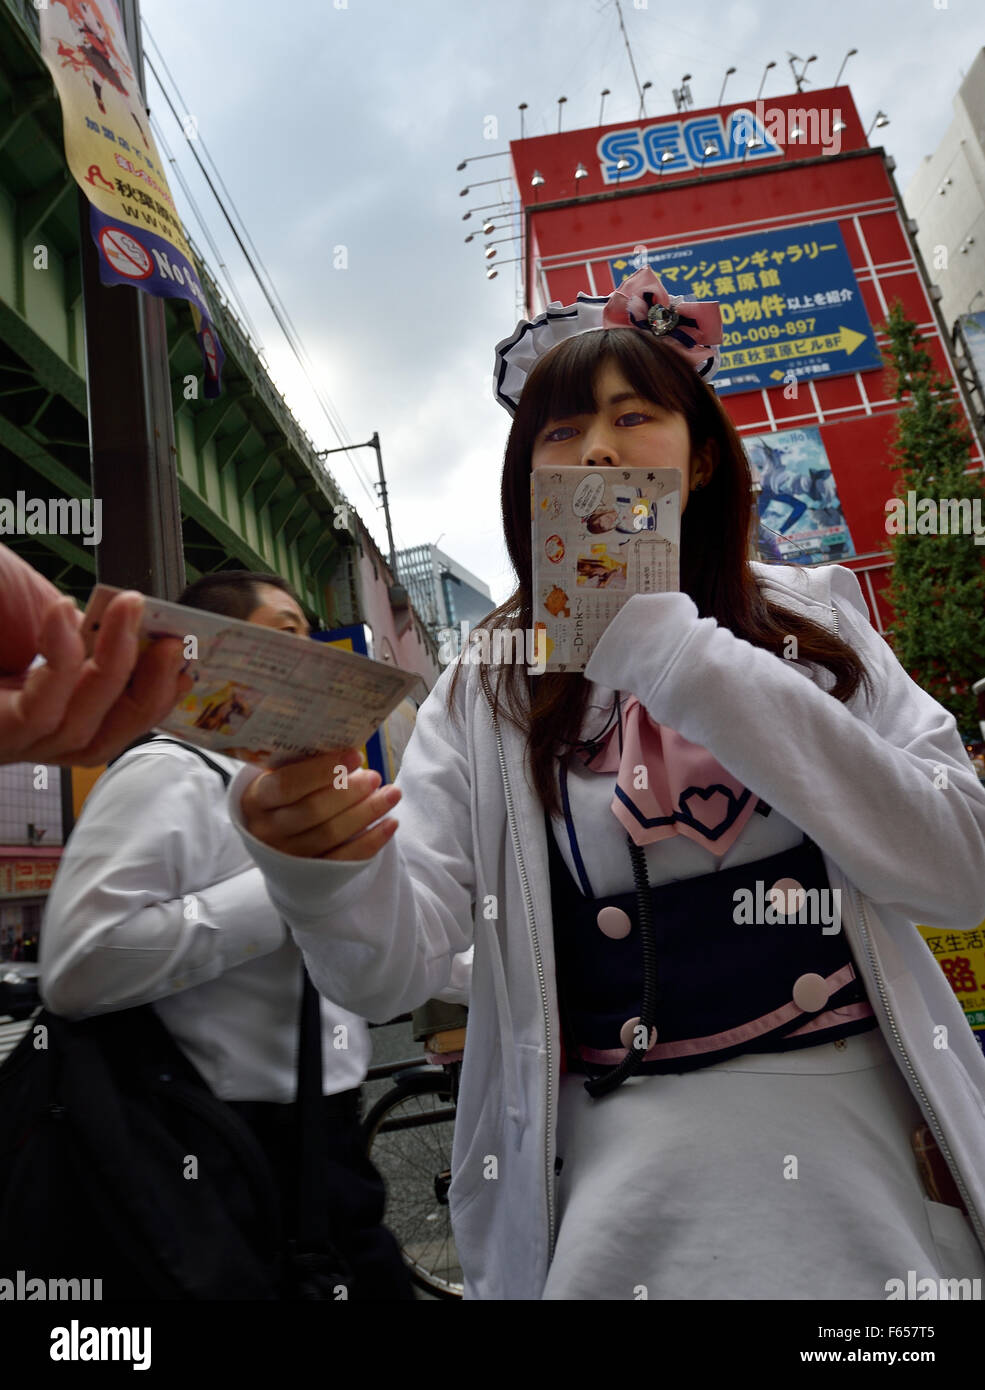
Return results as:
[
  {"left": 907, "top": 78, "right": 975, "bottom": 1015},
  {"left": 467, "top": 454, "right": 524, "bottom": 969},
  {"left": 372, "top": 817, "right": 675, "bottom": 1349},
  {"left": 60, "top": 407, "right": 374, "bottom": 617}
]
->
[{"left": 229, "top": 266, "right": 985, "bottom": 1300}]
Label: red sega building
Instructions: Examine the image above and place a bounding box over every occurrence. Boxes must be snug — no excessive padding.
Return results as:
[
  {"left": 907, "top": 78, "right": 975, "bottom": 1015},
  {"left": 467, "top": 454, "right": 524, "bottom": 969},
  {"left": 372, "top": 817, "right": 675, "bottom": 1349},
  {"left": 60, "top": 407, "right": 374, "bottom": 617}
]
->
[{"left": 507, "top": 86, "right": 985, "bottom": 630}]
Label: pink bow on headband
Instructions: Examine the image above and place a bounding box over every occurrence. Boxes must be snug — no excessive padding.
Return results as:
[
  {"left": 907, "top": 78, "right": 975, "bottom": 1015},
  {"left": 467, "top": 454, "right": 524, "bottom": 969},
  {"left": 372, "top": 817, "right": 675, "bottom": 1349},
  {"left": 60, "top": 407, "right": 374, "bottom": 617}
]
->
[{"left": 602, "top": 265, "right": 722, "bottom": 376}]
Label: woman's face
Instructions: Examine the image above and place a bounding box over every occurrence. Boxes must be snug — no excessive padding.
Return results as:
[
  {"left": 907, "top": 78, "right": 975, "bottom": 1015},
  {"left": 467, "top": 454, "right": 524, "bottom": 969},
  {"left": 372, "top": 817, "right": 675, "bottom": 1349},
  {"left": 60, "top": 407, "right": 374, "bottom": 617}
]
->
[{"left": 529, "top": 360, "right": 709, "bottom": 512}]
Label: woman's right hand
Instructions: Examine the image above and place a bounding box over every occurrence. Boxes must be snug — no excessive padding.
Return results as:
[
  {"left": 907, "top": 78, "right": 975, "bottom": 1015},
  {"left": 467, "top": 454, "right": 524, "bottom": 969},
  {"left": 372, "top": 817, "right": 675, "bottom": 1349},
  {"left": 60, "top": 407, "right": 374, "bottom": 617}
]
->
[{"left": 241, "top": 746, "right": 402, "bottom": 861}]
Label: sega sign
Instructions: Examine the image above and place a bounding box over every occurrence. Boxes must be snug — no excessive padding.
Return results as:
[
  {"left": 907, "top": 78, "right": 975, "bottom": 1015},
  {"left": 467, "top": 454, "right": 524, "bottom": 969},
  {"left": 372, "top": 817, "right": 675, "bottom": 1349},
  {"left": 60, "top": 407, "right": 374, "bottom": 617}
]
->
[{"left": 597, "top": 109, "right": 783, "bottom": 185}]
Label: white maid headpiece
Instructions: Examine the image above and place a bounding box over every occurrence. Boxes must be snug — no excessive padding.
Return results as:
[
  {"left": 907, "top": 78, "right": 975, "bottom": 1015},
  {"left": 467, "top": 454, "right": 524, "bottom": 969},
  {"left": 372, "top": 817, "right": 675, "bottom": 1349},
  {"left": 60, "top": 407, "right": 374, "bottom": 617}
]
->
[{"left": 492, "top": 264, "right": 723, "bottom": 417}]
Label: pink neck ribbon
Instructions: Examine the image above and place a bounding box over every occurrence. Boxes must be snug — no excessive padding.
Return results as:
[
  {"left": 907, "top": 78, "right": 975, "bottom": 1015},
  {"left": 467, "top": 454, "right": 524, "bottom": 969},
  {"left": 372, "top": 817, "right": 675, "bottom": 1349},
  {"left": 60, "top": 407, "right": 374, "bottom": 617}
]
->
[{"left": 576, "top": 695, "right": 761, "bottom": 855}]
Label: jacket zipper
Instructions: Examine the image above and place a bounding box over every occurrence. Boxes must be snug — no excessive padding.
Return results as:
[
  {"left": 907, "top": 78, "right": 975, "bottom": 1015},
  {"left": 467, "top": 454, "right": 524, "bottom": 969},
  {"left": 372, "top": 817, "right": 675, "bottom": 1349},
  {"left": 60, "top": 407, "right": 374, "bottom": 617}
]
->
[
  {"left": 849, "top": 887, "right": 985, "bottom": 1250},
  {"left": 829, "top": 599, "right": 985, "bottom": 1251},
  {"left": 492, "top": 711, "right": 557, "bottom": 1261}
]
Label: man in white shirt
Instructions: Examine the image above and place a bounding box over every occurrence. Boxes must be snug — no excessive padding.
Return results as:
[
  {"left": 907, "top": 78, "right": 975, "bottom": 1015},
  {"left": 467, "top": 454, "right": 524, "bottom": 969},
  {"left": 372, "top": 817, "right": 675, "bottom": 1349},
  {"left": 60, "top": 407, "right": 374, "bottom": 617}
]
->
[{"left": 41, "top": 570, "right": 413, "bottom": 1300}]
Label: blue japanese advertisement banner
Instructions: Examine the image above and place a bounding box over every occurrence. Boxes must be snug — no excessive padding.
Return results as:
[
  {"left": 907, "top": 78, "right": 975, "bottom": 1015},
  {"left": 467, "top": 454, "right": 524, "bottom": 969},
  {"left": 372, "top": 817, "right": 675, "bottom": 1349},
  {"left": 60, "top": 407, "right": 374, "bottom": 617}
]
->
[
  {"left": 744, "top": 425, "right": 855, "bottom": 566},
  {"left": 609, "top": 222, "right": 881, "bottom": 397},
  {"left": 39, "top": 0, "right": 224, "bottom": 397}
]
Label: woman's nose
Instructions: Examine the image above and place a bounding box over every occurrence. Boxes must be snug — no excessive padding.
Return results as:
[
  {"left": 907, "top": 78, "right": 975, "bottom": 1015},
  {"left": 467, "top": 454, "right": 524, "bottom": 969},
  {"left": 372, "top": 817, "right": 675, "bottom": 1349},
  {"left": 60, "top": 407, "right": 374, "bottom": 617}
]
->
[{"left": 581, "top": 430, "right": 619, "bottom": 467}]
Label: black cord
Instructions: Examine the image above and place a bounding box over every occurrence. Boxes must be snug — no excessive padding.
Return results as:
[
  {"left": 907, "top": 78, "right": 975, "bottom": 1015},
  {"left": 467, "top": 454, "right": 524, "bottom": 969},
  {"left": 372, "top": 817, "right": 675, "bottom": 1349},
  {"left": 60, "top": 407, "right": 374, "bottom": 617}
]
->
[
  {"left": 559, "top": 689, "right": 622, "bottom": 761},
  {"left": 584, "top": 834, "right": 660, "bottom": 1098},
  {"left": 583, "top": 692, "right": 661, "bottom": 1098}
]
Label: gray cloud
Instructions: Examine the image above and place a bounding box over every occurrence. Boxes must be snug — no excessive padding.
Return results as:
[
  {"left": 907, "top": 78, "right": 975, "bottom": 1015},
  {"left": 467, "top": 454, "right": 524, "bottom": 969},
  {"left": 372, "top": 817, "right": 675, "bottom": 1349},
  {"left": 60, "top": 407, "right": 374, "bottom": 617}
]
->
[{"left": 142, "top": 0, "right": 982, "bottom": 603}]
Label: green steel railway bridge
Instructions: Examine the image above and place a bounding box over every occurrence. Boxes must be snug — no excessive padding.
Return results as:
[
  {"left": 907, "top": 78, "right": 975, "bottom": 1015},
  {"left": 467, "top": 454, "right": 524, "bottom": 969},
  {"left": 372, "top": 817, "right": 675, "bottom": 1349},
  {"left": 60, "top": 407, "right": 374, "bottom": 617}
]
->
[{"left": 0, "top": 0, "right": 433, "bottom": 659}]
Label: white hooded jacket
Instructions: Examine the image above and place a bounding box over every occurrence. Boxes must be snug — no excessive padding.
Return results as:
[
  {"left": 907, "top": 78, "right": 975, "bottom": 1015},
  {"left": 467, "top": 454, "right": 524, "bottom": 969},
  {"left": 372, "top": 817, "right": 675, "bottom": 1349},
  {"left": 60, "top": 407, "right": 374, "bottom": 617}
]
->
[{"left": 229, "top": 561, "right": 985, "bottom": 1299}]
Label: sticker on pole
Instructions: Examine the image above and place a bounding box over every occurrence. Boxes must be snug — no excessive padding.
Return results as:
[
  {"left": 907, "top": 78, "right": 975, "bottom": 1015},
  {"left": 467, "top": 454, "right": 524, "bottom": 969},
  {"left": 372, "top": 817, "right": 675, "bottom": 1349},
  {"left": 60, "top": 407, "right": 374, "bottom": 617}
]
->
[
  {"left": 98, "top": 226, "right": 153, "bottom": 280},
  {"left": 201, "top": 327, "right": 218, "bottom": 379}
]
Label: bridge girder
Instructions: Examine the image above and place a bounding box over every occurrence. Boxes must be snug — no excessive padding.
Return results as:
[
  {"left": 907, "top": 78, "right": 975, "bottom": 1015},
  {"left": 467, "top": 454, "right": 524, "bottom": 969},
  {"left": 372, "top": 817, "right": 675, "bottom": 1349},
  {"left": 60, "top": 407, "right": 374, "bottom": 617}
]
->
[{"left": 0, "top": 0, "right": 360, "bottom": 630}]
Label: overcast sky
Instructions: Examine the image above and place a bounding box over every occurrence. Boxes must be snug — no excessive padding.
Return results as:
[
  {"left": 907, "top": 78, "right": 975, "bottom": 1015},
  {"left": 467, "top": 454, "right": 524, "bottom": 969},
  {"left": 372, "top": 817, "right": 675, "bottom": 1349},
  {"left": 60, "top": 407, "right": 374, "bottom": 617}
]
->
[{"left": 138, "top": 0, "right": 983, "bottom": 606}]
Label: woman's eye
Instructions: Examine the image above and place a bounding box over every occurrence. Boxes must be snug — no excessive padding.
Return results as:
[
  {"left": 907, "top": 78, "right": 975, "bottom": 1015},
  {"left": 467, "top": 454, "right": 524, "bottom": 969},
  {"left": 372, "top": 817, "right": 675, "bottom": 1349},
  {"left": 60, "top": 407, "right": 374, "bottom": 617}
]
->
[
  {"left": 616, "top": 412, "right": 650, "bottom": 426},
  {"left": 543, "top": 425, "right": 577, "bottom": 443}
]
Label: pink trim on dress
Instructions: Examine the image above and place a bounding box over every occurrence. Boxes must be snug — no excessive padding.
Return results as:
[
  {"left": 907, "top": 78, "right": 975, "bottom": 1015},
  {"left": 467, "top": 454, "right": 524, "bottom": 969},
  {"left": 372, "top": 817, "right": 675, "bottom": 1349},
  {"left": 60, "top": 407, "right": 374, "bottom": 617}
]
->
[{"left": 577, "top": 962, "right": 864, "bottom": 1064}]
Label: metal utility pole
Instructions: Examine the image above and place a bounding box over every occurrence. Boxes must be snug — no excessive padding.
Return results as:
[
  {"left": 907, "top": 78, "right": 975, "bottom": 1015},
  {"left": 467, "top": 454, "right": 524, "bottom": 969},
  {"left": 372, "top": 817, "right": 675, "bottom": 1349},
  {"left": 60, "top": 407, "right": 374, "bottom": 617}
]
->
[
  {"left": 79, "top": 0, "right": 185, "bottom": 598},
  {"left": 318, "top": 433, "right": 398, "bottom": 573}
]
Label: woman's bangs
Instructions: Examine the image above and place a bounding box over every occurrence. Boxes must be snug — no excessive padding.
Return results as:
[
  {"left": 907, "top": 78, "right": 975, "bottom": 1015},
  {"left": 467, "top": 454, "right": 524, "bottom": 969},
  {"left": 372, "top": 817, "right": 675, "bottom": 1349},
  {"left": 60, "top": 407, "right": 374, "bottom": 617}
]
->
[
  {"left": 604, "top": 332, "right": 694, "bottom": 415},
  {"left": 530, "top": 334, "right": 607, "bottom": 435},
  {"left": 528, "top": 330, "right": 693, "bottom": 437}
]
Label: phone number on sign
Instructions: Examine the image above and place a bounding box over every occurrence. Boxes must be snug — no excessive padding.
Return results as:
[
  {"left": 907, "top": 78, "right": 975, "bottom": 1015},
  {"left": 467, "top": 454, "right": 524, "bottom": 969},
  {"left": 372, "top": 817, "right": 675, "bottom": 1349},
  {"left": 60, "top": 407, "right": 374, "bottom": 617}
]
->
[{"left": 721, "top": 320, "right": 818, "bottom": 345}]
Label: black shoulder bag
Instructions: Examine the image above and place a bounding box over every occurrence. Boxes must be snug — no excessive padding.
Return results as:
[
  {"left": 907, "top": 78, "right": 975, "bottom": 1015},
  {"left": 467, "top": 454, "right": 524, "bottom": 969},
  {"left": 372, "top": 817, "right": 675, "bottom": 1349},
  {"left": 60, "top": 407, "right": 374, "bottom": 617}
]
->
[{"left": 0, "top": 736, "right": 350, "bottom": 1300}]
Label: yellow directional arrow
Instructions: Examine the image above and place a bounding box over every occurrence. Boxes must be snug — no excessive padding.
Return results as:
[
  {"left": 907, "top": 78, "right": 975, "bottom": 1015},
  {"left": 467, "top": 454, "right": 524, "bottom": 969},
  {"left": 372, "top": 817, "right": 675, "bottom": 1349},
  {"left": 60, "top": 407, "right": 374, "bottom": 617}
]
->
[
  {"left": 722, "top": 325, "right": 870, "bottom": 372},
  {"left": 839, "top": 325, "right": 867, "bottom": 355}
]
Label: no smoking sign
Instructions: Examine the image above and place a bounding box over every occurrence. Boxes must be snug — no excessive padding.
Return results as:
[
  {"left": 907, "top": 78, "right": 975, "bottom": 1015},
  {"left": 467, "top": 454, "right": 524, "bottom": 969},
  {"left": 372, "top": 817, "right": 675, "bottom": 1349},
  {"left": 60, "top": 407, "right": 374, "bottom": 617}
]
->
[{"left": 99, "top": 226, "right": 153, "bottom": 280}]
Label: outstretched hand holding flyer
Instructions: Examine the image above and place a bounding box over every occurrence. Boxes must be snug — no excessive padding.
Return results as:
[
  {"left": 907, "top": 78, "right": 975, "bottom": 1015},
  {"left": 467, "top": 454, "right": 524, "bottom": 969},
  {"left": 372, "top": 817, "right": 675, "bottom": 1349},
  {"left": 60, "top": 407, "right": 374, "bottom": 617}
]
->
[
  {"left": 82, "top": 585, "right": 421, "bottom": 767},
  {"left": 531, "top": 465, "right": 682, "bottom": 671}
]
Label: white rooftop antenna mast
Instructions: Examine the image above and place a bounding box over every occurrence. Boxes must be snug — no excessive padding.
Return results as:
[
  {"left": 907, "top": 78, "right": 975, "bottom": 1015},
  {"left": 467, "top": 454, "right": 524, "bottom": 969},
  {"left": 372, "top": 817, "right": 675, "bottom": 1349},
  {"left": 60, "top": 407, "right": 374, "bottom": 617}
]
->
[{"left": 612, "top": 0, "right": 644, "bottom": 108}]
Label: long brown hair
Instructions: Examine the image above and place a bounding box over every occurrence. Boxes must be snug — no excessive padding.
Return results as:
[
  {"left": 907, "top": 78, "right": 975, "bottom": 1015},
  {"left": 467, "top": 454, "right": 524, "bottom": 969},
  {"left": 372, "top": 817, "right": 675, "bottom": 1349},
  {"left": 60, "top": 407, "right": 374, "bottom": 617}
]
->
[{"left": 450, "top": 327, "right": 872, "bottom": 817}]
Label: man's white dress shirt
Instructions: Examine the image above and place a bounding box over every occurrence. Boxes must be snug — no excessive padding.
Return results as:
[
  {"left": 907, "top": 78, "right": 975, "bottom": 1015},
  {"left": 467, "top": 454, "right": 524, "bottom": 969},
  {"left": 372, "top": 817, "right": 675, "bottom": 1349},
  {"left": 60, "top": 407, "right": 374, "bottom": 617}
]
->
[{"left": 41, "top": 739, "right": 370, "bottom": 1102}]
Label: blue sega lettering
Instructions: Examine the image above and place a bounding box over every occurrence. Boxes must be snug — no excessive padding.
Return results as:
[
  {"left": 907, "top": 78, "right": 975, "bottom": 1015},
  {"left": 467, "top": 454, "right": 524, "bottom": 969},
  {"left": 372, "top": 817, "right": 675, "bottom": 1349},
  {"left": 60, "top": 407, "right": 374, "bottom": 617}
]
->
[{"left": 597, "top": 109, "right": 782, "bottom": 185}]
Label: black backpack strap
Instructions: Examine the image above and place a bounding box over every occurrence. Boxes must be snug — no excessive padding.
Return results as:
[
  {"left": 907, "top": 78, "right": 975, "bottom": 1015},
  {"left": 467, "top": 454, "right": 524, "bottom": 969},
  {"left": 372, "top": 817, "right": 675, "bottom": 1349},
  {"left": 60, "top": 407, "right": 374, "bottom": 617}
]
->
[
  {"left": 108, "top": 734, "right": 232, "bottom": 788},
  {"left": 285, "top": 966, "right": 352, "bottom": 1295},
  {"left": 296, "top": 969, "right": 326, "bottom": 1223}
]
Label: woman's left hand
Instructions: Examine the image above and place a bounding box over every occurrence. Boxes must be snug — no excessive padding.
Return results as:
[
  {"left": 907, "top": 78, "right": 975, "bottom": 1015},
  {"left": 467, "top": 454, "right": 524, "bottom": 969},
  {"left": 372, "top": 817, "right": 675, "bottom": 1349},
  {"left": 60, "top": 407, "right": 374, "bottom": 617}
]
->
[{"left": 584, "top": 591, "right": 702, "bottom": 700}]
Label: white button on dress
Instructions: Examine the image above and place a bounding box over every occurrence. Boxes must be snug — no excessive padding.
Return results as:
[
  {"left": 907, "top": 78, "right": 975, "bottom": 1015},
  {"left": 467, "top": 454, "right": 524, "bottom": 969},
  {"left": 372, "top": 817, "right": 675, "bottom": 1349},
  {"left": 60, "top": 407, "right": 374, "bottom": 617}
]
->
[
  {"left": 619, "top": 1016, "right": 657, "bottom": 1051},
  {"left": 597, "top": 906, "right": 632, "bottom": 939},
  {"left": 792, "top": 972, "right": 830, "bottom": 1013},
  {"left": 768, "top": 877, "right": 806, "bottom": 916}
]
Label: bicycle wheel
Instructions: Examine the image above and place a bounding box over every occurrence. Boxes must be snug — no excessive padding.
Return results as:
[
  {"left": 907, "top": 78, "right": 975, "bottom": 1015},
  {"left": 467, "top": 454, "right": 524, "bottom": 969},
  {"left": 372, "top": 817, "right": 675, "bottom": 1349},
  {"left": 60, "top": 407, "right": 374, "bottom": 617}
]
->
[{"left": 364, "top": 1075, "right": 463, "bottom": 1299}]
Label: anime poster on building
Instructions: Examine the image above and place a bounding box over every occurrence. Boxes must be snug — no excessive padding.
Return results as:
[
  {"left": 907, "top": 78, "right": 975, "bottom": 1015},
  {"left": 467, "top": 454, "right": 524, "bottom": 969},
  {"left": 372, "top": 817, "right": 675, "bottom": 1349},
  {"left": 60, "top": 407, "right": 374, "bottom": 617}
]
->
[
  {"left": 609, "top": 222, "right": 881, "bottom": 397},
  {"left": 744, "top": 426, "right": 855, "bottom": 566},
  {"left": 39, "top": 0, "right": 224, "bottom": 396}
]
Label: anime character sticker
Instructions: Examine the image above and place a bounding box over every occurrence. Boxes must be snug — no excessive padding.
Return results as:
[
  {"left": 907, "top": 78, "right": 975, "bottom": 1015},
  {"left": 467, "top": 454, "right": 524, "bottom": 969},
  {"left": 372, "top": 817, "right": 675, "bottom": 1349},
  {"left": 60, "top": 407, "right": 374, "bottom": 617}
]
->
[
  {"left": 173, "top": 679, "right": 259, "bottom": 737},
  {"left": 576, "top": 545, "right": 628, "bottom": 589},
  {"left": 583, "top": 485, "right": 655, "bottom": 536}
]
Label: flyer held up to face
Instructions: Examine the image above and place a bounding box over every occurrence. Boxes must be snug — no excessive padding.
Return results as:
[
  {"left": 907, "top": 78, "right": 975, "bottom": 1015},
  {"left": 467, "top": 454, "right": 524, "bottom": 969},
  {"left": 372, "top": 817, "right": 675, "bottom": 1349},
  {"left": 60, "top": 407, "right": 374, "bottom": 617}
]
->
[{"left": 531, "top": 466, "right": 682, "bottom": 672}]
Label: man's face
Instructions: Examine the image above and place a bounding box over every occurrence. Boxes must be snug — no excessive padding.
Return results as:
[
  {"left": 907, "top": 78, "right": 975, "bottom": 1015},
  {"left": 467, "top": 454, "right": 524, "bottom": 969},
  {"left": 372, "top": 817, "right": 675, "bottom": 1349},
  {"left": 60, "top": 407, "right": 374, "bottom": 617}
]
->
[{"left": 247, "top": 583, "right": 311, "bottom": 637}]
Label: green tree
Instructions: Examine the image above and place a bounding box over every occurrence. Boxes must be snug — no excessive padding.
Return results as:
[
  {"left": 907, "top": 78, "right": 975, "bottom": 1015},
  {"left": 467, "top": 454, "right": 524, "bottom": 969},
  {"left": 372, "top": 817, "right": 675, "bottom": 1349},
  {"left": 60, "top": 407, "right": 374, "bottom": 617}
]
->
[{"left": 881, "top": 298, "right": 985, "bottom": 739}]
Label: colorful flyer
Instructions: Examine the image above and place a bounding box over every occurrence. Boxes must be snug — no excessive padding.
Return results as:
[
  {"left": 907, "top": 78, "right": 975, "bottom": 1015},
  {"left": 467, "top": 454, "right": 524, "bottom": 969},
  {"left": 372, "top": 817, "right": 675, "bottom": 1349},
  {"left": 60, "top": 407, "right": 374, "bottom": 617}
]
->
[
  {"left": 531, "top": 466, "right": 681, "bottom": 671},
  {"left": 917, "top": 920, "right": 985, "bottom": 1060},
  {"left": 81, "top": 586, "right": 420, "bottom": 768}
]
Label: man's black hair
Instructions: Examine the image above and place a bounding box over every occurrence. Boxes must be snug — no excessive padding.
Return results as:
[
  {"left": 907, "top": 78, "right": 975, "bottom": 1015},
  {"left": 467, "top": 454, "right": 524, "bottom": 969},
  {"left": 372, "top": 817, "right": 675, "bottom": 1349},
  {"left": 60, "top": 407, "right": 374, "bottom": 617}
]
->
[{"left": 177, "top": 570, "right": 305, "bottom": 621}]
